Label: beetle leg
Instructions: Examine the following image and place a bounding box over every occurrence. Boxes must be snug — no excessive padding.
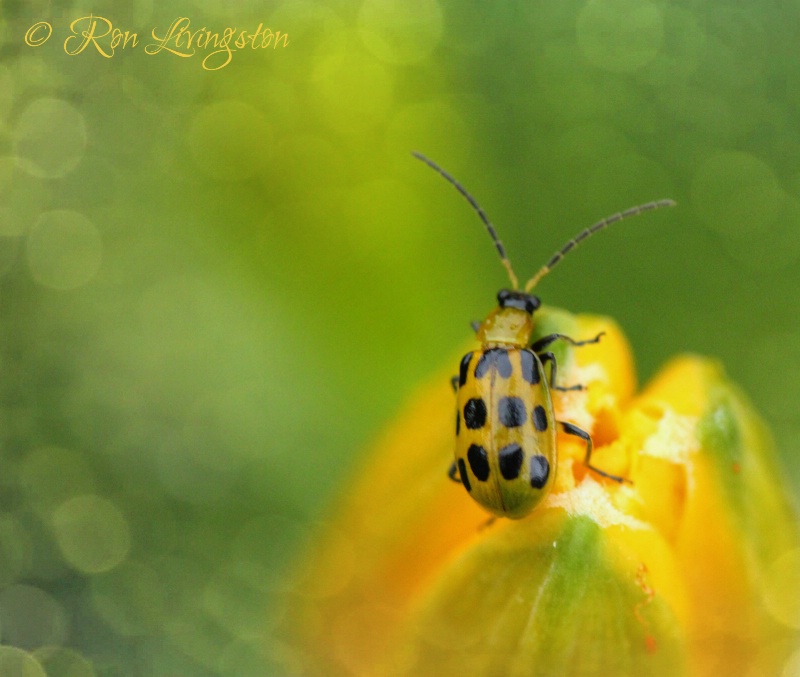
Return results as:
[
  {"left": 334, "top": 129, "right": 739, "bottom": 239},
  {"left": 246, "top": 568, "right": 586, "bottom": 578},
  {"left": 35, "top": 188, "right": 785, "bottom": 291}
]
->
[
  {"left": 531, "top": 331, "right": 605, "bottom": 353},
  {"left": 470, "top": 320, "right": 481, "bottom": 333},
  {"left": 450, "top": 375, "right": 459, "bottom": 392},
  {"left": 559, "top": 421, "right": 631, "bottom": 484},
  {"left": 447, "top": 460, "right": 461, "bottom": 484},
  {"left": 538, "top": 352, "right": 584, "bottom": 392}
]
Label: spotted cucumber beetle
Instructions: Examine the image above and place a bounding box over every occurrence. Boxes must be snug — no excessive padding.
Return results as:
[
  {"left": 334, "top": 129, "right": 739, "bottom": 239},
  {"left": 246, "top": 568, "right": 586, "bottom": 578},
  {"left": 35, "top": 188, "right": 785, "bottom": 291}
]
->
[{"left": 414, "top": 152, "right": 675, "bottom": 519}]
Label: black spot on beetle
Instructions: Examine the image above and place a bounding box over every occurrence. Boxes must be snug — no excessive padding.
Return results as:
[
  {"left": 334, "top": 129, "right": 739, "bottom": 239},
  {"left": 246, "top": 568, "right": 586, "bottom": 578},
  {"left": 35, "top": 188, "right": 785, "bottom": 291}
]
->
[
  {"left": 498, "top": 443, "right": 524, "bottom": 480},
  {"left": 457, "top": 458, "right": 471, "bottom": 492},
  {"left": 533, "top": 405, "right": 548, "bottom": 431},
  {"left": 475, "top": 348, "right": 513, "bottom": 379},
  {"left": 498, "top": 396, "right": 526, "bottom": 427},
  {"left": 464, "top": 398, "right": 487, "bottom": 429},
  {"left": 467, "top": 444, "right": 490, "bottom": 481},
  {"left": 456, "top": 410, "right": 460, "bottom": 435},
  {"left": 530, "top": 455, "right": 550, "bottom": 489},
  {"left": 459, "top": 352, "right": 473, "bottom": 387},
  {"left": 520, "top": 350, "right": 540, "bottom": 385}
]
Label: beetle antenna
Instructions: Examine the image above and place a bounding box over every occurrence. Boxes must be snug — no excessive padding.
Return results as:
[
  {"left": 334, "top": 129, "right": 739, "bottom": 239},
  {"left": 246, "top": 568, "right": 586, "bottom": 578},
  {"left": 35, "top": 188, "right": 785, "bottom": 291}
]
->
[
  {"left": 413, "top": 151, "right": 519, "bottom": 290},
  {"left": 524, "top": 199, "right": 677, "bottom": 292}
]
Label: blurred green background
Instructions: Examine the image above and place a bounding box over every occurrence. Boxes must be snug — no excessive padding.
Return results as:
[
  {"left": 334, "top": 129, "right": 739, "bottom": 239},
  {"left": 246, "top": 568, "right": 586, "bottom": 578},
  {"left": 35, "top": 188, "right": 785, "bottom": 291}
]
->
[{"left": 0, "top": 0, "right": 799, "bottom": 675}]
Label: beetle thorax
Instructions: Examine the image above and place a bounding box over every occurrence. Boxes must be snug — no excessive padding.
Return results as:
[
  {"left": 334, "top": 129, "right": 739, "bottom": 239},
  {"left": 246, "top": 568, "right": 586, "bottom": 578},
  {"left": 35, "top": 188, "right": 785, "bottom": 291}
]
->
[{"left": 476, "top": 306, "right": 534, "bottom": 348}]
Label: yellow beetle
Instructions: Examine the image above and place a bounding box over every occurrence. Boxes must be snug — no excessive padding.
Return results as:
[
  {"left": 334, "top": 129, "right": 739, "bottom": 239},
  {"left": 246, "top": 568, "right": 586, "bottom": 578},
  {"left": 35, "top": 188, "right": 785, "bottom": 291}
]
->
[{"left": 414, "top": 152, "right": 675, "bottom": 518}]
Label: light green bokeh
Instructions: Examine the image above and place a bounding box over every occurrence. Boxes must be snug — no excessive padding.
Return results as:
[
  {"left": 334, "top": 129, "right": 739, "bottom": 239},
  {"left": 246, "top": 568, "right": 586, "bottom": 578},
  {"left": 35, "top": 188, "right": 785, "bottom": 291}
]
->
[
  {"left": 357, "top": 0, "right": 443, "bottom": 64},
  {"left": 0, "top": 646, "right": 47, "bottom": 677},
  {"left": 0, "top": 584, "right": 68, "bottom": 650},
  {"left": 14, "top": 98, "right": 87, "bottom": 179},
  {"left": 52, "top": 496, "right": 131, "bottom": 574},
  {"left": 33, "top": 647, "right": 96, "bottom": 677},
  {"left": 26, "top": 210, "right": 103, "bottom": 290},
  {"left": 577, "top": 0, "right": 665, "bottom": 73}
]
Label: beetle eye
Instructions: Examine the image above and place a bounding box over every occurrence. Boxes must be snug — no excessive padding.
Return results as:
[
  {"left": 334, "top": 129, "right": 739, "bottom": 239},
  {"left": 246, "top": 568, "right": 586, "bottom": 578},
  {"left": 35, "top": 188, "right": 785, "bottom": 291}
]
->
[
  {"left": 497, "top": 289, "right": 512, "bottom": 304},
  {"left": 526, "top": 295, "right": 541, "bottom": 313}
]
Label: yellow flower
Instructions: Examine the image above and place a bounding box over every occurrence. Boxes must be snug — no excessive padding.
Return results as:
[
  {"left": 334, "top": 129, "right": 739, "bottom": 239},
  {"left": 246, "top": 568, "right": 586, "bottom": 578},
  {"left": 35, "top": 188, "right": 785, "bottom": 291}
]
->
[{"left": 280, "top": 308, "right": 800, "bottom": 677}]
